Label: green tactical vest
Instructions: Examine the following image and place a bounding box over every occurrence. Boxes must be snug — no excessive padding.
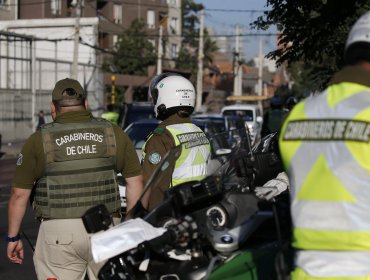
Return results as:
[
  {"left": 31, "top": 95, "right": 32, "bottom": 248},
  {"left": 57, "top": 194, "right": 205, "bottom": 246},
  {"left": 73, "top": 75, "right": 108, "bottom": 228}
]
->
[{"left": 34, "top": 118, "right": 120, "bottom": 219}]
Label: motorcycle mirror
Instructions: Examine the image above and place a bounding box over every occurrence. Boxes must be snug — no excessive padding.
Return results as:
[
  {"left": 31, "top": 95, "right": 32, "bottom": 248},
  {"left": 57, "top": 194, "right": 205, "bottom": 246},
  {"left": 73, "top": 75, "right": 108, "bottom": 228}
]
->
[{"left": 208, "top": 131, "right": 232, "bottom": 159}]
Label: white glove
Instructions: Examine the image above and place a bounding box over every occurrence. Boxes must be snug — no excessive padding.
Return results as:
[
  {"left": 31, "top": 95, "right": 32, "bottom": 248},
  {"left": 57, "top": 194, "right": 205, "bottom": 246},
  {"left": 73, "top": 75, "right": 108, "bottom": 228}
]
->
[{"left": 255, "top": 172, "right": 289, "bottom": 201}]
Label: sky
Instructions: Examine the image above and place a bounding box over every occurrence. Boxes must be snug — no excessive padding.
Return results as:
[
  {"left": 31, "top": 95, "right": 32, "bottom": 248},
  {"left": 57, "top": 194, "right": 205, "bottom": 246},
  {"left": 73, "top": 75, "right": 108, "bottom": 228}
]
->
[{"left": 196, "top": 0, "right": 277, "bottom": 61}]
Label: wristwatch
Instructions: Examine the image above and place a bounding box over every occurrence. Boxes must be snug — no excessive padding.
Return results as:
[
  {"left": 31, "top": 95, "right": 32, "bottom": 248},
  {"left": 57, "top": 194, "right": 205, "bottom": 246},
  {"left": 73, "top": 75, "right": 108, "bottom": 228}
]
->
[{"left": 6, "top": 234, "right": 21, "bottom": 242}]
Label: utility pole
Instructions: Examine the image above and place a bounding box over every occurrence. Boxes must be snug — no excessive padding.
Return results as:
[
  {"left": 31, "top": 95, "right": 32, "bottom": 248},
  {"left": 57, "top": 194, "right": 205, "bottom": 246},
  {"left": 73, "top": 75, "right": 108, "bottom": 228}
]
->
[
  {"left": 71, "top": 0, "right": 81, "bottom": 79},
  {"left": 31, "top": 39, "right": 36, "bottom": 131},
  {"left": 111, "top": 75, "right": 116, "bottom": 105},
  {"left": 258, "top": 38, "right": 263, "bottom": 96},
  {"left": 196, "top": 9, "right": 204, "bottom": 113},
  {"left": 233, "top": 25, "right": 242, "bottom": 96},
  {"left": 157, "top": 24, "right": 163, "bottom": 75}
]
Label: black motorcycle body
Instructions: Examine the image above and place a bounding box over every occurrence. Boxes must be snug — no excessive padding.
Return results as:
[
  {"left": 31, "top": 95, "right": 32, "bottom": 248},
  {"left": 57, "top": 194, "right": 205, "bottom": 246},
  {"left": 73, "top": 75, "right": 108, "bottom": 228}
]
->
[{"left": 84, "top": 132, "right": 291, "bottom": 280}]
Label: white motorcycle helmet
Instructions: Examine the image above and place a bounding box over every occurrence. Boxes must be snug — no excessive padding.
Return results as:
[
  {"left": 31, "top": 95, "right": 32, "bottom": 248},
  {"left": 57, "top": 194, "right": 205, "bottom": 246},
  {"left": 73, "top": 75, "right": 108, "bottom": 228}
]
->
[
  {"left": 149, "top": 72, "right": 196, "bottom": 120},
  {"left": 345, "top": 10, "right": 370, "bottom": 63}
]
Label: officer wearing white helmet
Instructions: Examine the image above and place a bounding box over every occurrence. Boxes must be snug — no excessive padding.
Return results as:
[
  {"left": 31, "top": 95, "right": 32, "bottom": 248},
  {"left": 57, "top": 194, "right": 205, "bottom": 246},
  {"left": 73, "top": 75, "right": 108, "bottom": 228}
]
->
[
  {"left": 279, "top": 10, "right": 370, "bottom": 279},
  {"left": 142, "top": 73, "right": 211, "bottom": 209}
]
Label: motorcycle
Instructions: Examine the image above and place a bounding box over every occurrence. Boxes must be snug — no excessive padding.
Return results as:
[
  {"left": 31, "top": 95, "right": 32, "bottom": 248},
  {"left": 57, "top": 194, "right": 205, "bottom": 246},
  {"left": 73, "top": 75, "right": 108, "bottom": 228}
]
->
[{"left": 83, "top": 131, "right": 292, "bottom": 280}]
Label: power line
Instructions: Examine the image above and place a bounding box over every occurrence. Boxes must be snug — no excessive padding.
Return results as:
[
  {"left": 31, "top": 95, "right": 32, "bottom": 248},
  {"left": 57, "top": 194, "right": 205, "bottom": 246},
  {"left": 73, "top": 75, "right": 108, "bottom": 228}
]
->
[
  {"left": 4, "top": 0, "right": 168, "bottom": 9},
  {"left": 204, "top": 8, "right": 268, "bottom": 13}
]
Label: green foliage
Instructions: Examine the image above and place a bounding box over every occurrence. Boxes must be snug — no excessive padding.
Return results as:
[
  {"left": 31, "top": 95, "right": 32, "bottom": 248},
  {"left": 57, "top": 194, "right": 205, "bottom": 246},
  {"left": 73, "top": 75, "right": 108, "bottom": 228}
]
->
[
  {"left": 252, "top": 0, "right": 370, "bottom": 90},
  {"left": 246, "top": 59, "right": 256, "bottom": 67},
  {"left": 104, "top": 19, "right": 156, "bottom": 75},
  {"left": 175, "top": 0, "right": 218, "bottom": 79},
  {"left": 181, "top": 0, "right": 204, "bottom": 46},
  {"left": 175, "top": 47, "right": 197, "bottom": 79},
  {"left": 203, "top": 28, "right": 219, "bottom": 66}
]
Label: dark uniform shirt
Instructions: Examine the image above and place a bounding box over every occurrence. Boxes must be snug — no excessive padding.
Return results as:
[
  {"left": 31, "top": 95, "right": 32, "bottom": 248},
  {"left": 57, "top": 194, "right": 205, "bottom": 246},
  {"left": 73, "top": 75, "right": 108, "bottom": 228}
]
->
[
  {"left": 13, "top": 110, "right": 141, "bottom": 189},
  {"left": 328, "top": 65, "right": 370, "bottom": 87},
  {"left": 142, "top": 114, "right": 193, "bottom": 209}
]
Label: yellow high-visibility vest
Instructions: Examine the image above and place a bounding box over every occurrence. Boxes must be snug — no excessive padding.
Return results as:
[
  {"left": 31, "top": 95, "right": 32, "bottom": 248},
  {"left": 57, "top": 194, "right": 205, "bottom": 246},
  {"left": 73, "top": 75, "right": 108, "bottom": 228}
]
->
[
  {"left": 143, "top": 123, "right": 210, "bottom": 187},
  {"left": 280, "top": 82, "right": 370, "bottom": 252}
]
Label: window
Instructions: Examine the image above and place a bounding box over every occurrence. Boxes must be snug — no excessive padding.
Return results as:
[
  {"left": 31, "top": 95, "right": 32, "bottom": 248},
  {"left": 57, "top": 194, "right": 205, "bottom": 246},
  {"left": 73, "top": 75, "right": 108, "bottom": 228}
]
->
[
  {"left": 51, "top": 0, "right": 62, "bottom": 15},
  {"left": 112, "top": 35, "right": 119, "bottom": 49},
  {"left": 113, "top": 4, "right": 122, "bottom": 24},
  {"left": 167, "top": 0, "right": 179, "bottom": 7},
  {"left": 171, "top": 44, "right": 178, "bottom": 59},
  {"left": 147, "top": 10, "right": 155, "bottom": 29},
  {"left": 170, "top": 17, "right": 178, "bottom": 34},
  {"left": 0, "top": 0, "right": 9, "bottom": 9}
]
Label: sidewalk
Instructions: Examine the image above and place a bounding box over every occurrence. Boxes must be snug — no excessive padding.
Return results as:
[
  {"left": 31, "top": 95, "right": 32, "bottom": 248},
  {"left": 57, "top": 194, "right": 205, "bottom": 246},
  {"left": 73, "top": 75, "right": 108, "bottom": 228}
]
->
[{"left": 0, "top": 139, "right": 25, "bottom": 160}]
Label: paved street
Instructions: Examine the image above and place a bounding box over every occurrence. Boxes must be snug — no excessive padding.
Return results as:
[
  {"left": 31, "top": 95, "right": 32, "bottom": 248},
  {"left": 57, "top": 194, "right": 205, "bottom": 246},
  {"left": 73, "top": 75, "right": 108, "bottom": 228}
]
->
[{"left": 0, "top": 155, "right": 39, "bottom": 279}]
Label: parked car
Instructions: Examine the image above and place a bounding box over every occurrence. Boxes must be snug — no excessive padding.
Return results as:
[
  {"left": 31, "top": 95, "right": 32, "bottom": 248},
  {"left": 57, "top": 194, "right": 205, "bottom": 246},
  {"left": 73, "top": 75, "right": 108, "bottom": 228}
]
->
[
  {"left": 221, "top": 104, "right": 263, "bottom": 145},
  {"left": 124, "top": 118, "right": 160, "bottom": 159},
  {"left": 125, "top": 115, "right": 245, "bottom": 159},
  {"left": 191, "top": 113, "right": 252, "bottom": 150},
  {"left": 120, "top": 102, "right": 156, "bottom": 129}
]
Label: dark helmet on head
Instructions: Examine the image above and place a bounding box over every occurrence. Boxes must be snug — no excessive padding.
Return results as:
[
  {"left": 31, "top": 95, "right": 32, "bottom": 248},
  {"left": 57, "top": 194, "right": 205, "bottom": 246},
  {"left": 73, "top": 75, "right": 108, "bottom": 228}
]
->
[
  {"left": 285, "top": 96, "right": 298, "bottom": 111},
  {"left": 270, "top": 95, "right": 283, "bottom": 108}
]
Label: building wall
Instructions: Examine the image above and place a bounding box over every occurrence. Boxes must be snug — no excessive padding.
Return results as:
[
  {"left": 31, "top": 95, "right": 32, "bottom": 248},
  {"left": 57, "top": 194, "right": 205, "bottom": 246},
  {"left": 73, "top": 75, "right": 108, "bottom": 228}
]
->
[
  {"left": 18, "top": 0, "right": 97, "bottom": 19},
  {"left": 14, "top": 0, "right": 174, "bottom": 71},
  {"left": 165, "top": 0, "right": 182, "bottom": 67},
  {"left": 0, "top": 19, "right": 104, "bottom": 142},
  {"left": 0, "top": 0, "right": 17, "bottom": 20}
]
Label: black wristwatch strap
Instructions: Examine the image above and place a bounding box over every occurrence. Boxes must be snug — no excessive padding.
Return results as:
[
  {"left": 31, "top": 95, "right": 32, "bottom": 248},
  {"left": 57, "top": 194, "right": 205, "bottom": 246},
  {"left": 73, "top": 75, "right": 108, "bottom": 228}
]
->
[{"left": 6, "top": 234, "right": 21, "bottom": 242}]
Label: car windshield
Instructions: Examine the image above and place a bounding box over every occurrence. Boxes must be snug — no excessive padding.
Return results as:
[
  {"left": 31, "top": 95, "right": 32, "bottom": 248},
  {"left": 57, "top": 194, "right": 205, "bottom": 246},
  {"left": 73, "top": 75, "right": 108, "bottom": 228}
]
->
[
  {"left": 191, "top": 117, "right": 226, "bottom": 134},
  {"left": 122, "top": 103, "right": 156, "bottom": 129},
  {"left": 222, "top": 110, "right": 254, "bottom": 121}
]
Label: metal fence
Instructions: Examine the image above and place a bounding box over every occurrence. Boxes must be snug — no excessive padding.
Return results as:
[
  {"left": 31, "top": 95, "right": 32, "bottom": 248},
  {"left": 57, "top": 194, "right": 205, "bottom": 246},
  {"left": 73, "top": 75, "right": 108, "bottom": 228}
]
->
[{"left": 0, "top": 31, "right": 104, "bottom": 143}]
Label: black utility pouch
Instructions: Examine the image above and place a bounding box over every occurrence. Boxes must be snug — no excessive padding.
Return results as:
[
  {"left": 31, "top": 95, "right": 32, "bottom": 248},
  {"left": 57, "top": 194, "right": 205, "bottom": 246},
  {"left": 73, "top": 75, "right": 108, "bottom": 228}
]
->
[{"left": 82, "top": 204, "right": 112, "bottom": 233}]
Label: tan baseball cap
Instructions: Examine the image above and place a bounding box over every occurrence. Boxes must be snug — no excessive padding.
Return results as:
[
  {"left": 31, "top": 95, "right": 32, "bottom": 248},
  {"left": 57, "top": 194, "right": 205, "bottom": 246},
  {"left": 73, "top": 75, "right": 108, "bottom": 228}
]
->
[{"left": 52, "top": 78, "right": 85, "bottom": 101}]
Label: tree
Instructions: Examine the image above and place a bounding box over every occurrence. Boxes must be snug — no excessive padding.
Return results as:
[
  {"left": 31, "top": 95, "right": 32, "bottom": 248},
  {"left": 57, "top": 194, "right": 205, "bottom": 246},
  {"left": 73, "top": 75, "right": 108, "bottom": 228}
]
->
[
  {"left": 252, "top": 0, "right": 370, "bottom": 90},
  {"left": 103, "top": 19, "right": 156, "bottom": 75},
  {"left": 175, "top": 0, "right": 218, "bottom": 82}
]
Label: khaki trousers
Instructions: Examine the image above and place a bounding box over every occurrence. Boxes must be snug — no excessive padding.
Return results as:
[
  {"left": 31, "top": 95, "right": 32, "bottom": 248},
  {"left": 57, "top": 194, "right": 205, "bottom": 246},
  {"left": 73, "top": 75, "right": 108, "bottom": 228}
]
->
[{"left": 33, "top": 218, "right": 119, "bottom": 280}]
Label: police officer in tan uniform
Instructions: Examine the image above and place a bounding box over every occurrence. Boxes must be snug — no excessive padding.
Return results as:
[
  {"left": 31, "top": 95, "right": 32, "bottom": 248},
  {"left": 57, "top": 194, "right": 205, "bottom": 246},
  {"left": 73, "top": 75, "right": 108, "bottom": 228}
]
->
[
  {"left": 142, "top": 73, "right": 211, "bottom": 209},
  {"left": 7, "top": 78, "right": 144, "bottom": 280}
]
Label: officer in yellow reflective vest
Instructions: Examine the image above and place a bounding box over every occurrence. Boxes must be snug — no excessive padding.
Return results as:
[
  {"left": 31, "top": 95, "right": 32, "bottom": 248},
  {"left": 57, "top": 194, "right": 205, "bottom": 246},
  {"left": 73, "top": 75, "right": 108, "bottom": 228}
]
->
[
  {"left": 101, "top": 103, "right": 119, "bottom": 125},
  {"left": 142, "top": 73, "right": 211, "bottom": 209},
  {"left": 279, "top": 11, "right": 370, "bottom": 279}
]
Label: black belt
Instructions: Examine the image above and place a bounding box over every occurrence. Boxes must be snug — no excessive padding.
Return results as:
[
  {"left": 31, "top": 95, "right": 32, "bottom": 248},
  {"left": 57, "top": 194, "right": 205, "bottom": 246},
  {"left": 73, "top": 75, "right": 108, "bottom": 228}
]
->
[{"left": 38, "top": 211, "right": 121, "bottom": 222}]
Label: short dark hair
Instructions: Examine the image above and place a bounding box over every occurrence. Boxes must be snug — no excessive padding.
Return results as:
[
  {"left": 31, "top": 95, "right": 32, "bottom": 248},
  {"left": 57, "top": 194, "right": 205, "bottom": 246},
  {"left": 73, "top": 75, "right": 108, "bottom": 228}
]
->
[
  {"left": 53, "top": 88, "right": 85, "bottom": 110},
  {"left": 344, "top": 42, "right": 370, "bottom": 65}
]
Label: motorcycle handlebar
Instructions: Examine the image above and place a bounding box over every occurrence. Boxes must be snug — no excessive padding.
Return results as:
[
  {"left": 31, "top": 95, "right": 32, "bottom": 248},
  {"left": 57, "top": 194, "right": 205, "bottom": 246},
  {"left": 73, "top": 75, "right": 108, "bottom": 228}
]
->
[{"left": 139, "top": 228, "right": 178, "bottom": 254}]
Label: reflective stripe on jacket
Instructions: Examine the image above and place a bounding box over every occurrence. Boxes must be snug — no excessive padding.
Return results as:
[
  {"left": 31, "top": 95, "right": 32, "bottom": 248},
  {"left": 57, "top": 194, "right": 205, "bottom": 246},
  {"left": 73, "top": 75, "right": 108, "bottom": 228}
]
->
[
  {"left": 143, "top": 123, "right": 210, "bottom": 187},
  {"left": 279, "top": 82, "right": 370, "bottom": 276},
  {"left": 166, "top": 123, "right": 210, "bottom": 186}
]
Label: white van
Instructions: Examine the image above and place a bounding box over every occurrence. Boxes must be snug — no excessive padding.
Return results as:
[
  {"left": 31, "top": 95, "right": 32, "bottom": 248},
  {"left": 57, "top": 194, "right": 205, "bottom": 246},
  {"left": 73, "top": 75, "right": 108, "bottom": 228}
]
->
[{"left": 221, "top": 104, "right": 263, "bottom": 145}]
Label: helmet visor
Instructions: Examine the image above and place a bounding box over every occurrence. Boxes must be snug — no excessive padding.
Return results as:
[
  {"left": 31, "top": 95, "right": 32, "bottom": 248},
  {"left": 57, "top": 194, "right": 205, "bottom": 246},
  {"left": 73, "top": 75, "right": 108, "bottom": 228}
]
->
[{"left": 149, "top": 73, "right": 179, "bottom": 105}]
